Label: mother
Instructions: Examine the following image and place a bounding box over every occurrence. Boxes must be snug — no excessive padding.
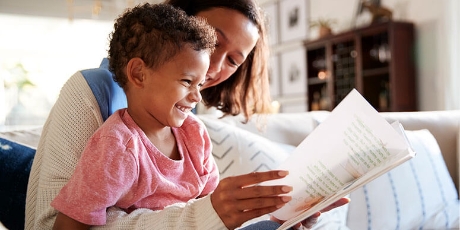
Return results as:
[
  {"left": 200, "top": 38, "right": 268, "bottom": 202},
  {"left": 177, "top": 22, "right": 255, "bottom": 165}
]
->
[{"left": 25, "top": 0, "right": 348, "bottom": 229}]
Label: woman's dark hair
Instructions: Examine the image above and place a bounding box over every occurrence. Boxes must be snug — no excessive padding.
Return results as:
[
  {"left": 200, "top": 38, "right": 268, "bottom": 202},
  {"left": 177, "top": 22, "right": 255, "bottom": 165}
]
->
[
  {"left": 166, "top": 0, "right": 272, "bottom": 122},
  {"left": 108, "top": 3, "right": 216, "bottom": 88}
]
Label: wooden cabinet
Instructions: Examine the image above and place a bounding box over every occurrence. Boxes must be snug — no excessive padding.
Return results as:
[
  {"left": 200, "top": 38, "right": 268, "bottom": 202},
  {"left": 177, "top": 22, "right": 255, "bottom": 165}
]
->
[{"left": 305, "top": 21, "right": 416, "bottom": 112}]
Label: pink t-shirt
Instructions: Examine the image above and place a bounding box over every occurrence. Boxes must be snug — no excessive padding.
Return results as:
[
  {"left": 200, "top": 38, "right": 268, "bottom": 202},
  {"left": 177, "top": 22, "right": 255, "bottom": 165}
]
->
[{"left": 51, "top": 109, "right": 219, "bottom": 225}]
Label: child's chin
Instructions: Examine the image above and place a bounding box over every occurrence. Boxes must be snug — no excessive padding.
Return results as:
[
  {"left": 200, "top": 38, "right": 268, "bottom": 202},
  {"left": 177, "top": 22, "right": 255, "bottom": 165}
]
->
[{"left": 172, "top": 118, "right": 187, "bottom": 127}]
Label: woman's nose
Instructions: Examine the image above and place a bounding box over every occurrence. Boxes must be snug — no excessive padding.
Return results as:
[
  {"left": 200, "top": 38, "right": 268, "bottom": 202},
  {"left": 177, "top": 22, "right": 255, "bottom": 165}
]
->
[{"left": 208, "top": 52, "right": 225, "bottom": 75}]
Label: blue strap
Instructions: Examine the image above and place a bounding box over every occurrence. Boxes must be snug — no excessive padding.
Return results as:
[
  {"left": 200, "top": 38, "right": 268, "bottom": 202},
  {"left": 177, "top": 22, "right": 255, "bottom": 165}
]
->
[{"left": 81, "top": 58, "right": 127, "bottom": 121}]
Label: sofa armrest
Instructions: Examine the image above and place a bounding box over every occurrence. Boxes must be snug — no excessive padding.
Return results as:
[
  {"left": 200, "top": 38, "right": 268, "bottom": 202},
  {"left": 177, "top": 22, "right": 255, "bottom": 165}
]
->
[
  {"left": 381, "top": 110, "right": 460, "bottom": 195},
  {"left": 0, "top": 126, "right": 42, "bottom": 148}
]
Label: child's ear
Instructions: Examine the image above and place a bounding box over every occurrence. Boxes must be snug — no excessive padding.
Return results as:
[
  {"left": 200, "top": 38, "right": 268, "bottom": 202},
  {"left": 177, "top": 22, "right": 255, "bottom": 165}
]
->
[{"left": 126, "top": 58, "right": 145, "bottom": 88}]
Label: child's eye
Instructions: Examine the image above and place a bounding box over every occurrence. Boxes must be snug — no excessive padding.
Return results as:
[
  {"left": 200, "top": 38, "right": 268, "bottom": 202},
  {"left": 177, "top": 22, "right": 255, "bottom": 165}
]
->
[{"left": 181, "top": 79, "right": 192, "bottom": 86}]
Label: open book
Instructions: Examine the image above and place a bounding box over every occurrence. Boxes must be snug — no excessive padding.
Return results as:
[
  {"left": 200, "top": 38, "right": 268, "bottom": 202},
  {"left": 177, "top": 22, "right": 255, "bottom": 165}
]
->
[{"left": 262, "top": 89, "right": 416, "bottom": 230}]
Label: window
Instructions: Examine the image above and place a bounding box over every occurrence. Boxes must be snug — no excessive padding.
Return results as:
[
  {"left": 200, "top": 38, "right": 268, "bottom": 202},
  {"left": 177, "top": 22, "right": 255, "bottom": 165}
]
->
[{"left": 0, "top": 14, "right": 112, "bottom": 126}]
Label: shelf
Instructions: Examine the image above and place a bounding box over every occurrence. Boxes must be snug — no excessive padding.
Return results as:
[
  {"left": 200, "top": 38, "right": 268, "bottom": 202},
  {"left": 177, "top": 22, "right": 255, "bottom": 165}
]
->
[
  {"left": 308, "top": 77, "right": 327, "bottom": 85},
  {"left": 304, "top": 21, "right": 416, "bottom": 112},
  {"left": 362, "top": 67, "right": 389, "bottom": 77}
]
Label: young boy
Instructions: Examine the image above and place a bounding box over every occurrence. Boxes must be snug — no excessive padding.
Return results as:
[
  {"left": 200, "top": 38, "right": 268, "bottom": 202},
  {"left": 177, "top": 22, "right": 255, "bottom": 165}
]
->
[{"left": 51, "top": 3, "right": 218, "bottom": 228}]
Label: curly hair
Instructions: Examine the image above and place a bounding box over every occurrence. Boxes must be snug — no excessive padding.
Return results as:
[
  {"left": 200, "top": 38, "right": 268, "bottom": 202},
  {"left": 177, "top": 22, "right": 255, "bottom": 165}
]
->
[
  {"left": 108, "top": 3, "right": 216, "bottom": 88},
  {"left": 165, "top": 0, "right": 272, "bottom": 122}
]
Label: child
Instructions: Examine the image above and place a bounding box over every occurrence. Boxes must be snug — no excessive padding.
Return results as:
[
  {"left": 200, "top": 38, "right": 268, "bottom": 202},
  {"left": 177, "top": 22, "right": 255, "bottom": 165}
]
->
[{"left": 51, "top": 3, "right": 219, "bottom": 228}]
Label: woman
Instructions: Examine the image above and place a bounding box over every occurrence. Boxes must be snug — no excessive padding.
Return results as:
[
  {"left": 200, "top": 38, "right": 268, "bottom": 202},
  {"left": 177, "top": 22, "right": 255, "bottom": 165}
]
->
[
  {"left": 25, "top": 0, "right": 348, "bottom": 229},
  {"left": 170, "top": 0, "right": 273, "bottom": 122}
]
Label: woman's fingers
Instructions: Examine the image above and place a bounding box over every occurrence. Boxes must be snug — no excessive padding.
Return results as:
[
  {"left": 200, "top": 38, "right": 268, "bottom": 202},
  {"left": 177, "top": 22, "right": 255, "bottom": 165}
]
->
[
  {"left": 211, "top": 195, "right": 291, "bottom": 229},
  {"left": 212, "top": 171, "right": 351, "bottom": 229},
  {"left": 214, "top": 171, "right": 292, "bottom": 203},
  {"left": 234, "top": 195, "right": 292, "bottom": 211},
  {"left": 300, "top": 212, "right": 321, "bottom": 228},
  {"left": 235, "top": 183, "right": 292, "bottom": 200},
  {"left": 211, "top": 170, "right": 293, "bottom": 229},
  {"left": 320, "top": 197, "right": 350, "bottom": 212},
  {"left": 294, "top": 198, "right": 349, "bottom": 229},
  {"left": 220, "top": 170, "right": 289, "bottom": 189},
  {"left": 270, "top": 197, "right": 350, "bottom": 230}
]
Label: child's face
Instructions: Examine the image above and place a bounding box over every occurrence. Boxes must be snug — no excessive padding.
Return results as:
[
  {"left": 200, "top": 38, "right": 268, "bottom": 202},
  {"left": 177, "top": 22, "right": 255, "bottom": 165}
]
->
[{"left": 139, "top": 46, "right": 209, "bottom": 128}]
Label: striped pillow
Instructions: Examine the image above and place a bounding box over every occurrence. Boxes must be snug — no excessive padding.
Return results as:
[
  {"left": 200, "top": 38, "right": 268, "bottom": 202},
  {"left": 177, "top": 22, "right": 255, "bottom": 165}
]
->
[
  {"left": 199, "top": 115, "right": 293, "bottom": 179},
  {"left": 346, "top": 129, "right": 459, "bottom": 229}
]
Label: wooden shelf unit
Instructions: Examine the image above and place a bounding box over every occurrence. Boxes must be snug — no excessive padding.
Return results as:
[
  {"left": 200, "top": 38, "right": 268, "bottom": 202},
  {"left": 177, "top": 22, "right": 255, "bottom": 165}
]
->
[{"left": 305, "top": 21, "right": 417, "bottom": 112}]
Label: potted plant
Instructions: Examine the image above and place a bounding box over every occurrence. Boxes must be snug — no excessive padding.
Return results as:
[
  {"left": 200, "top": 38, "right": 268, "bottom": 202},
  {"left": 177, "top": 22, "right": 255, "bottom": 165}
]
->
[{"left": 309, "top": 17, "right": 337, "bottom": 38}]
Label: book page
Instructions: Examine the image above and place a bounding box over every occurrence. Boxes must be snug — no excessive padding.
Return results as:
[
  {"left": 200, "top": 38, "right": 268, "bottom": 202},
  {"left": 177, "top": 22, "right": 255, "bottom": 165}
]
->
[{"left": 261, "top": 89, "right": 415, "bottom": 224}]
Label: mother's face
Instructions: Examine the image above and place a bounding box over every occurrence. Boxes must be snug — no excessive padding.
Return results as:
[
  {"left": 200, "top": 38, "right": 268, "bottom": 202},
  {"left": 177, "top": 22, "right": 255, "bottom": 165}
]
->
[{"left": 196, "top": 7, "right": 259, "bottom": 90}]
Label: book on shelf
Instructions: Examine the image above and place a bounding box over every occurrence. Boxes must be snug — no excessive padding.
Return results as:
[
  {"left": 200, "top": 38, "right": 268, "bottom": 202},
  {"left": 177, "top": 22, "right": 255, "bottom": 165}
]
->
[{"left": 262, "top": 89, "right": 416, "bottom": 230}]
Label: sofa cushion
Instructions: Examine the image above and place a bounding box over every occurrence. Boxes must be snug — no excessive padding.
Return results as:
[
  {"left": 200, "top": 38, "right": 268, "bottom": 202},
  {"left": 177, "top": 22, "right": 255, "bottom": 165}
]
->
[
  {"left": 198, "top": 115, "right": 294, "bottom": 179},
  {"left": 347, "top": 129, "right": 459, "bottom": 229},
  {"left": 199, "top": 111, "right": 323, "bottom": 147},
  {"left": 0, "top": 137, "right": 36, "bottom": 230}
]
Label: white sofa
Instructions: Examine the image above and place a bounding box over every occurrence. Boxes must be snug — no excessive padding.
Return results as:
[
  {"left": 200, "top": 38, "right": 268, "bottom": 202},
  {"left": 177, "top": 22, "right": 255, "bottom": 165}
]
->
[
  {"left": 197, "top": 110, "right": 460, "bottom": 229},
  {"left": 1, "top": 110, "right": 459, "bottom": 229}
]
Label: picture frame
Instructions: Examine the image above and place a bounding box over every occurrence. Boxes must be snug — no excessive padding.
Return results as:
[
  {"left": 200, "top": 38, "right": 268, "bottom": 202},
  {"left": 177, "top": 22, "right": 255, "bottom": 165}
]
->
[
  {"left": 268, "top": 54, "right": 280, "bottom": 97},
  {"left": 261, "top": 1, "right": 279, "bottom": 45},
  {"left": 280, "top": 48, "right": 306, "bottom": 96},
  {"left": 279, "top": 0, "right": 309, "bottom": 43}
]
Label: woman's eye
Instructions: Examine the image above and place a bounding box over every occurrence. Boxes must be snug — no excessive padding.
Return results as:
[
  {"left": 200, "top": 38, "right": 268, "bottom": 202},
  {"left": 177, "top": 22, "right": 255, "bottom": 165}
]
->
[{"left": 228, "top": 57, "right": 239, "bottom": 67}]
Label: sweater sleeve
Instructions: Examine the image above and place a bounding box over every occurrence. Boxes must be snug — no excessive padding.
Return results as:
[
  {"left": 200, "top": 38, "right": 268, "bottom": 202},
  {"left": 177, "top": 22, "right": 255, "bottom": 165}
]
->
[
  {"left": 25, "top": 71, "right": 227, "bottom": 230},
  {"left": 98, "top": 195, "right": 226, "bottom": 230}
]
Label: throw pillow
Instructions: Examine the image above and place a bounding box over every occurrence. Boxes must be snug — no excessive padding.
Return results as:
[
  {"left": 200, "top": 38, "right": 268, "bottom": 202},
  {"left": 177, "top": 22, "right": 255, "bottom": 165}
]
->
[
  {"left": 0, "top": 137, "right": 36, "bottom": 230},
  {"left": 346, "top": 129, "right": 459, "bottom": 229},
  {"left": 198, "top": 116, "right": 293, "bottom": 179}
]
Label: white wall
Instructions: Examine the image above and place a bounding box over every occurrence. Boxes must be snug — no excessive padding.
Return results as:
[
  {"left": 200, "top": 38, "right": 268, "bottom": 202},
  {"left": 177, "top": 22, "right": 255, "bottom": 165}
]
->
[
  {"left": 308, "top": 0, "right": 460, "bottom": 110},
  {"left": 445, "top": 0, "right": 460, "bottom": 110}
]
